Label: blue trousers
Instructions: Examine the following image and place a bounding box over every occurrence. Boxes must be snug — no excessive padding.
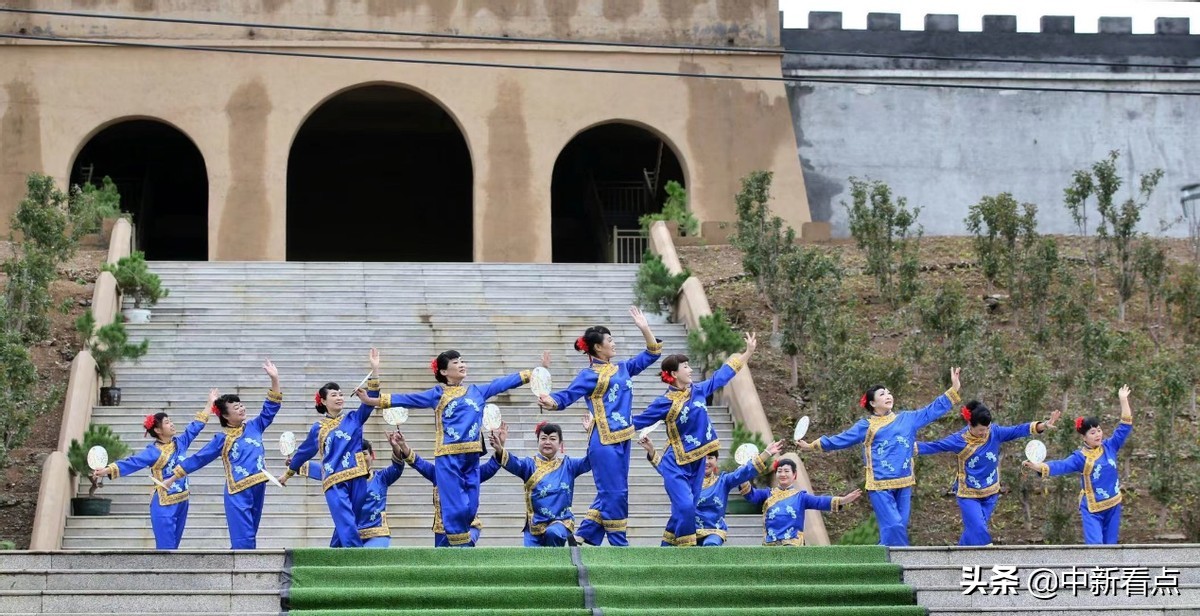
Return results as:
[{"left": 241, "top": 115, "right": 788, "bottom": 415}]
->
[
  {"left": 435, "top": 453, "right": 481, "bottom": 547},
  {"left": 578, "top": 433, "right": 631, "bottom": 546},
  {"left": 700, "top": 534, "right": 725, "bottom": 547},
  {"left": 958, "top": 495, "right": 999, "bottom": 546},
  {"left": 225, "top": 483, "right": 266, "bottom": 549},
  {"left": 524, "top": 521, "right": 571, "bottom": 547},
  {"left": 326, "top": 477, "right": 368, "bottom": 548},
  {"left": 868, "top": 487, "right": 912, "bottom": 547},
  {"left": 435, "top": 527, "right": 481, "bottom": 548},
  {"left": 1081, "top": 503, "right": 1122, "bottom": 545},
  {"left": 149, "top": 496, "right": 188, "bottom": 550},
  {"left": 658, "top": 448, "right": 705, "bottom": 546},
  {"left": 363, "top": 536, "right": 391, "bottom": 548}
]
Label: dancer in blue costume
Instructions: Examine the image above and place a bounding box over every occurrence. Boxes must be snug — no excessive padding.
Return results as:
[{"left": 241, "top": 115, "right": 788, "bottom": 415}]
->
[
  {"left": 391, "top": 429, "right": 503, "bottom": 547},
  {"left": 281, "top": 348, "right": 383, "bottom": 548},
  {"left": 1024, "top": 385, "right": 1133, "bottom": 545},
  {"left": 489, "top": 420, "right": 592, "bottom": 547},
  {"left": 798, "top": 366, "right": 962, "bottom": 547},
  {"left": 745, "top": 459, "right": 862, "bottom": 546},
  {"left": 94, "top": 390, "right": 215, "bottom": 549},
  {"left": 917, "top": 401, "right": 1060, "bottom": 546},
  {"left": 632, "top": 332, "right": 758, "bottom": 546},
  {"left": 288, "top": 434, "right": 408, "bottom": 548},
  {"left": 536, "top": 306, "right": 662, "bottom": 546},
  {"left": 638, "top": 434, "right": 783, "bottom": 546},
  {"left": 364, "top": 346, "right": 546, "bottom": 548},
  {"left": 164, "top": 361, "right": 281, "bottom": 549}
]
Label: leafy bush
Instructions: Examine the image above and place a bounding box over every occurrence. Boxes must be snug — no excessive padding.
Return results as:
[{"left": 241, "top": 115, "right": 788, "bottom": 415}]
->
[
  {"left": 686, "top": 309, "right": 743, "bottom": 380},
  {"left": 844, "top": 178, "right": 923, "bottom": 306},
  {"left": 639, "top": 181, "right": 699, "bottom": 236},
  {"left": 69, "top": 176, "right": 122, "bottom": 237},
  {"left": 67, "top": 423, "right": 130, "bottom": 497},
  {"left": 634, "top": 251, "right": 689, "bottom": 317},
  {"left": 103, "top": 251, "right": 169, "bottom": 309}
]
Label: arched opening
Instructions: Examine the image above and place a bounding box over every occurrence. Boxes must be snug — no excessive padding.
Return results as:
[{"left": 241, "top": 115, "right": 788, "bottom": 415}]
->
[
  {"left": 287, "top": 85, "right": 473, "bottom": 261},
  {"left": 550, "top": 123, "right": 685, "bottom": 263},
  {"left": 70, "top": 120, "right": 209, "bottom": 260}
]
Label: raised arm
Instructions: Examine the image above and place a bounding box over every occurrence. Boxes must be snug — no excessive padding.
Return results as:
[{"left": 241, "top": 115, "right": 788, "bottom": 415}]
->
[
  {"left": 249, "top": 360, "right": 283, "bottom": 432},
  {"left": 721, "top": 441, "right": 781, "bottom": 489},
  {"left": 916, "top": 431, "right": 965, "bottom": 456},
  {"left": 695, "top": 332, "right": 755, "bottom": 399},
  {"left": 622, "top": 306, "right": 665, "bottom": 376},
  {"left": 373, "top": 431, "right": 407, "bottom": 487},
  {"left": 171, "top": 433, "right": 225, "bottom": 480},
  {"left": 806, "top": 489, "right": 862, "bottom": 512},
  {"left": 569, "top": 453, "right": 593, "bottom": 477},
  {"left": 913, "top": 367, "right": 962, "bottom": 428},
  {"left": 351, "top": 348, "right": 384, "bottom": 423},
  {"left": 480, "top": 370, "right": 532, "bottom": 400},
  {"left": 489, "top": 427, "right": 533, "bottom": 480},
  {"left": 1106, "top": 385, "right": 1134, "bottom": 451},
  {"left": 178, "top": 391, "right": 216, "bottom": 450},
  {"left": 744, "top": 486, "right": 770, "bottom": 506}
]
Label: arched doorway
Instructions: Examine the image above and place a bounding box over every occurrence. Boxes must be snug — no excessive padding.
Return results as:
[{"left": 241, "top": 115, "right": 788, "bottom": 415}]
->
[
  {"left": 70, "top": 120, "right": 209, "bottom": 260},
  {"left": 287, "top": 85, "right": 472, "bottom": 261},
  {"left": 550, "top": 123, "right": 685, "bottom": 263}
]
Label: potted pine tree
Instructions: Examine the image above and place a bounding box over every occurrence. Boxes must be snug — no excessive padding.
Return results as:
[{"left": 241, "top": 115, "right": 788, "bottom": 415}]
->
[
  {"left": 66, "top": 423, "right": 130, "bottom": 516},
  {"left": 633, "top": 251, "right": 689, "bottom": 324},
  {"left": 76, "top": 309, "right": 150, "bottom": 406},
  {"left": 102, "top": 251, "right": 168, "bottom": 323}
]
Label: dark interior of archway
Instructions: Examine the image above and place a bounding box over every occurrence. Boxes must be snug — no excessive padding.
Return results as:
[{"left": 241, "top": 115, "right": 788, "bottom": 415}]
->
[
  {"left": 551, "top": 124, "right": 684, "bottom": 263},
  {"left": 288, "top": 86, "right": 472, "bottom": 261},
  {"left": 70, "top": 120, "right": 209, "bottom": 261}
]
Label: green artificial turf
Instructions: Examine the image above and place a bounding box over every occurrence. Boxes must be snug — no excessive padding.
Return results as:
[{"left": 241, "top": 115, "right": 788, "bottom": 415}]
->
[{"left": 285, "top": 545, "right": 921, "bottom": 615}]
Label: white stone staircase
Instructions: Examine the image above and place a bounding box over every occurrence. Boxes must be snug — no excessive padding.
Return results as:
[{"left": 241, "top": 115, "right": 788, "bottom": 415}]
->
[
  {"left": 0, "top": 551, "right": 282, "bottom": 615},
  {"left": 62, "top": 262, "right": 766, "bottom": 549},
  {"left": 891, "top": 544, "right": 1200, "bottom": 615}
]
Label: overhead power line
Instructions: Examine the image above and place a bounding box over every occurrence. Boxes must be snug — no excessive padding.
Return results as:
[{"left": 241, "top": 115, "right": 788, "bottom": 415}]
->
[{"left": 1, "top": 6, "right": 1199, "bottom": 72}]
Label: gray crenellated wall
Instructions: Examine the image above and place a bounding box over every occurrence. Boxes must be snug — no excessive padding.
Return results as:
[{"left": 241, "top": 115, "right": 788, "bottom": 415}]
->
[{"left": 784, "top": 12, "right": 1200, "bottom": 237}]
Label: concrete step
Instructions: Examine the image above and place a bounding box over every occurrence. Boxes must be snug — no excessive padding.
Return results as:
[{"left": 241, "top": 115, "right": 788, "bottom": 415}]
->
[
  {"left": 0, "top": 569, "right": 279, "bottom": 591},
  {"left": 0, "top": 589, "right": 278, "bottom": 613}
]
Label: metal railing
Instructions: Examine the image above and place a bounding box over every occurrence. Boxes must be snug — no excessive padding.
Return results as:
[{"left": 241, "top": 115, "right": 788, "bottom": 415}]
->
[{"left": 612, "top": 227, "right": 647, "bottom": 263}]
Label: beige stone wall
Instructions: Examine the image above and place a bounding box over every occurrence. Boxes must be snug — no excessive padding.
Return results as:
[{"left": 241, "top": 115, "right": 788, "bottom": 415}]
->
[{"left": 0, "top": 1, "right": 810, "bottom": 261}]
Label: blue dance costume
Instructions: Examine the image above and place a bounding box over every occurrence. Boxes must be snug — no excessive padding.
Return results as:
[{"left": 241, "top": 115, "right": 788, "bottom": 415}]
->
[
  {"left": 285, "top": 380, "right": 382, "bottom": 548},
  {"left": 405, "top": 449, "right": 502, "bottom": 547},
  {"left": 544, "top": 340, "right": 662, "bottom": 545},
  {"left": 377, "top": 371, "right": 531, "bottom": 547},
  {"left": 634, "top": 358, "right": 744, "bottom": 546},
  {"left": 1037, "top": 419, "right": 1132, "bottom": 544},
  {"left": 496, "top": 449, "right": 592, "bottom": 547},
  {"left": 745, "top": 486, "right": 844, "bottom": 546},
  {"left": 174, "top": 390, "right": 282, "bottom": 549},
  {"left": 814, "top": 388, "right": 959, "bottom": 546},
  {"left": 106, "top": 411, "right": 210, "bottom": 549},
  {"left": 917, "top": 421, "right": 1044, "bottom": 545},
  {"left": 359, "top": 456, "right": 405, "bottom": 548},
  {"left": 649, "top": 446, "right": 771, "bottom": 546}
]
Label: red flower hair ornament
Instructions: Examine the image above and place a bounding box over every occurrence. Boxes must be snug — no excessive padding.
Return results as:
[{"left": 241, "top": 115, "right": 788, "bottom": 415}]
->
[
  {"left": 1075, "top": 416, "right": 1084, "bottom": 431},
  {"left": 574, "top": 337, "right": 588, "bottom": 354},
  {"left": 961, "top": 407, "right": 972, "bottom": 423},
  {"left": 859, "top": 393, "right": 869, "bottom": 409},
  {"left": 314, "top": 392, "right": 323, "bottom": 406},
  {"left": 772, "top": 459, "right": 781, "bottom": 471},
  {"left": 660, "top": 370, "right": 676, "bottom": 385},
  {"left": 142, "top": 415, "right": 157, "bottom": 431},
  {"left": 533, "top": 421, "right": 548, "bottom": 436},
  {"left": 210, "top": 403, "right": 219, "bottom": 415},
  {"left": 430, "top": 357, "right": 440, "bottom": 375}
]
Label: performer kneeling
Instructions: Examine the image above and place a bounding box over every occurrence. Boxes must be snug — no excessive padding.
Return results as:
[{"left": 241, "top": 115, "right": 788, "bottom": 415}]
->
[
  {"left": 917, "top": 401, "right": 1059, "bottom": 546},
  {"left": 163, "top": 360, "right": 281, "bottom": 549},
  {"left": 1024, "top": 385, "right": 1133, "bottom": 545},
  {"left": 490, "top": 421, "right": 592, "bottom": 547},
  {"left": 798, "top": 367, "right": 962, "bottom": 547},
  {"left": 282, "top": 349, "right": 383, "bottom": 548},
  {"left": 745, "top": 459, "right": 862, "bottom": 546},
  {"left": 632, "top": 333, "right": 757, "bottom": 547},
  {"left": 93, "top": 392, "right": 214, "bottom": 549},
  {"left": 639, "top": 435, "right": 782, "bottom": 546}
]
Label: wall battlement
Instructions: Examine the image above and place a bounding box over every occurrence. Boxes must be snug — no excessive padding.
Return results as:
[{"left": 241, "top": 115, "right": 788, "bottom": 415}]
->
[{"left": 801, "top": 11, "right": 1193, "bottom": 36}]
